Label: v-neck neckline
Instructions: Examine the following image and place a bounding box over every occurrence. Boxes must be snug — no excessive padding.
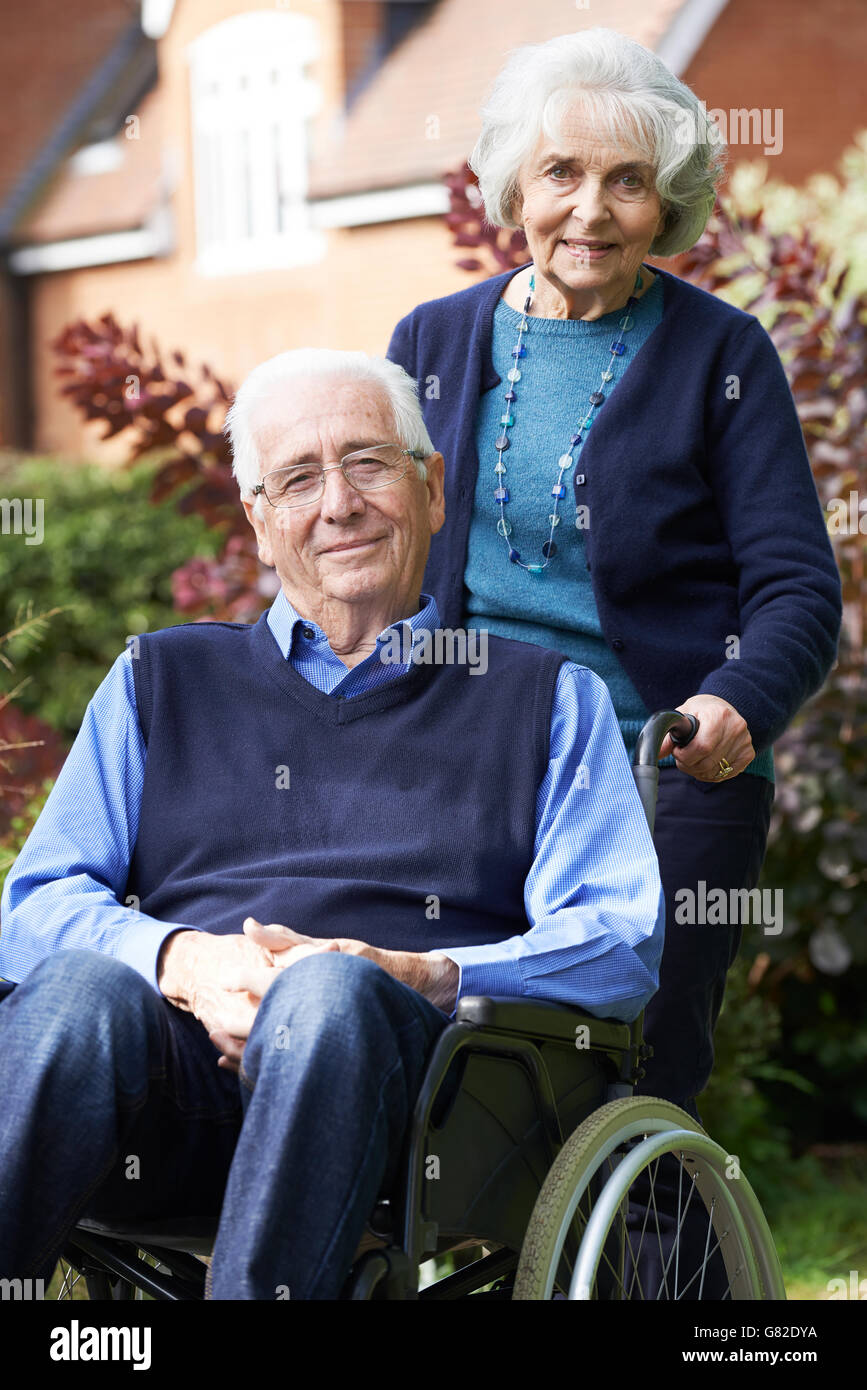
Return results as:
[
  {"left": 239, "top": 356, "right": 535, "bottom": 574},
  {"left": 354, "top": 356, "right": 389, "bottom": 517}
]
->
[{"left": 249, "top": 611, "right": 438, "bottom": 725}]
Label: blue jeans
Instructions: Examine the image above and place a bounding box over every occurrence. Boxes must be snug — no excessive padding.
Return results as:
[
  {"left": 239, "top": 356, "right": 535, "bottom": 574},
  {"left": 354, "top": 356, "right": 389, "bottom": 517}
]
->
[{"left": 0, "top": 948, "right": 450, "bottom": 1298}]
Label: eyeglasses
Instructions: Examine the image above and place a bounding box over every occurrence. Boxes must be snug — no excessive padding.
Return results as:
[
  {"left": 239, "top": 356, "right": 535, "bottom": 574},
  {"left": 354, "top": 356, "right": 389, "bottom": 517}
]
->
[{"left": 252, "top": 444, "right": 426, "bottom": 510}]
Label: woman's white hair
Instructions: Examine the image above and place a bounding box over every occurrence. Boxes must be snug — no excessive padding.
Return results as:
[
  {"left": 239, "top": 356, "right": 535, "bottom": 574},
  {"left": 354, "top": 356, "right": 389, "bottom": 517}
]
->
[
  {"left": 224, "top": 348, "right": 435, "bottom": 514},
  {"left": 470, "top": 27, "right": 726, "bottom": 256}
]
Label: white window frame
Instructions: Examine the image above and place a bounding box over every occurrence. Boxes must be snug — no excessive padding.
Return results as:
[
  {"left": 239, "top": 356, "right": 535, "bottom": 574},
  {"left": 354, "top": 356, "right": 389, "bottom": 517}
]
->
[
  {"left": 186, "top": 10, "right": 325, "bottom": 277},
  {"left": 69, "top": 139, "right": 125, "bottom": 176}
]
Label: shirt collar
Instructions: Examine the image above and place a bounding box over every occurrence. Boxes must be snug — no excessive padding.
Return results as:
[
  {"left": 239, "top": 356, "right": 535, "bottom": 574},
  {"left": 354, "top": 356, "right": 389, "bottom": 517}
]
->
[{"left": 266, "top": 586, "right": 441, "bottom": 661}]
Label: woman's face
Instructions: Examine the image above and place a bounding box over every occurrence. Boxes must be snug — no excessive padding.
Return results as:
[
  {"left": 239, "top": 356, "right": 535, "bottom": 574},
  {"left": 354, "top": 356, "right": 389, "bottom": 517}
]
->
[{"left": 513, "top": 101, "right": 668, "bottom": 308}]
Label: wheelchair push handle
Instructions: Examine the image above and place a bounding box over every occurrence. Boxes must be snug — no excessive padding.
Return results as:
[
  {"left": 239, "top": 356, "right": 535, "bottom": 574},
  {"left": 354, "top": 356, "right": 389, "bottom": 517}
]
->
[
  {"left": 631, "top": 710, "right": 701, "bottom": 836},
  {"left": 632, "top": 710, "right": 699, "bottom": 767},
  {"left": 668, "top": 711, "right": 700, "bottom": 748}
]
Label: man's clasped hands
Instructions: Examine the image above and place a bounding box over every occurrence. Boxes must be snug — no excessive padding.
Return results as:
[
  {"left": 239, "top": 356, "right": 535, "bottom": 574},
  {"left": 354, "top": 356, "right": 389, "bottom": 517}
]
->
[{"left": 157, "top": 917, "right": 460, "bottom": 1074}]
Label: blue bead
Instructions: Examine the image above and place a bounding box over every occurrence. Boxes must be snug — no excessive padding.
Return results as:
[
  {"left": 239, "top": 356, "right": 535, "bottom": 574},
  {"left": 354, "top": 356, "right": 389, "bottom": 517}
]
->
[
  {"left": 551, "top": 484, "right": 566, "bottom": 499},
  {"left": 504, "top": 389, "right": 517, "bottom": 402},
  {"left": 570, "top": 433, "right": 582, "bottom": 446},
  {"left": 541, "top": 540, "right": 557, "bottom": 558},
  {"left": 611, "top": 342, "right": 626, "bottom": 356},
  {"left": 494, "top": 487, "right": 510, "bottom": 502},
  {"left": 495, "top": 434, "right": 510, "bottom": 451},
  {"left": 589, "top": 391, "right": 605, "bottom": 406},
  {"left": 511, "top": 344, "right": 526, "bottom": 358},
  {"left": 527, "top": 564, "right": 543, "bottom": 575},
  {"left": 508, "top": 547, "right": 521, "bottom": 563}
]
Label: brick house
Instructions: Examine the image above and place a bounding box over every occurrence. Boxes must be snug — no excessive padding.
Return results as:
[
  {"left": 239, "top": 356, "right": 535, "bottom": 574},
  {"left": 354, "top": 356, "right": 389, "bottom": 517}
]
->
[{"left": 1, "top": 0, "right": 865, "bottom": 456}]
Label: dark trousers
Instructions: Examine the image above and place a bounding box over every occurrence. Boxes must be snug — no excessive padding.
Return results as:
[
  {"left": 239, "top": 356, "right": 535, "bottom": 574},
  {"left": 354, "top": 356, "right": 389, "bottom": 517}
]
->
[
  {"left": 638, "top": 766, "right": 776, "bottom": 1114},
  {"left": 626, "top": 766, "right": 775, "bottom": 1297}
]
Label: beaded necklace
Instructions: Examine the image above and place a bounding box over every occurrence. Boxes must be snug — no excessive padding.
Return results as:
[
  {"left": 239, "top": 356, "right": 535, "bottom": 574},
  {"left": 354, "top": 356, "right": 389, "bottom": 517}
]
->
[{"left": 494, "top": 267, "right": 643, "bottom": 574}]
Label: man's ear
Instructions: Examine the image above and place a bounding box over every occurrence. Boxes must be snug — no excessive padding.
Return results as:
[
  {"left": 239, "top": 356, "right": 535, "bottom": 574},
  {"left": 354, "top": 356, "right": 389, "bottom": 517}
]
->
[
  {"left": 241, "top": 497, "right": 275, "bottom": 569},
  {"left": 426, "top": 452, "right": 446, "bottom": 536}
]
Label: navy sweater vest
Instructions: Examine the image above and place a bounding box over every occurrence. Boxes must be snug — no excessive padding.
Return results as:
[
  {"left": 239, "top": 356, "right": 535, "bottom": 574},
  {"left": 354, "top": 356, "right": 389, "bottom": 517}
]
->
[{"left": 126, "top": 614, "right": 565, "bottom": 951}]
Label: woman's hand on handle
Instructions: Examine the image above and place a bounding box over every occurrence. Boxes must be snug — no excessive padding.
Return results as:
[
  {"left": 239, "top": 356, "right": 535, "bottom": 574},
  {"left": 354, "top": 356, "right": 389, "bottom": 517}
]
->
[{"left": 658, "top": 694, "right": 754, "bottom": 781}]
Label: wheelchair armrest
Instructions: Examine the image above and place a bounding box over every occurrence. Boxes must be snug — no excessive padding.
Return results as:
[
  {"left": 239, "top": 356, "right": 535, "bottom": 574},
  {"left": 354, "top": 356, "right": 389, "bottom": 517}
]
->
[{"left": 455, "top": 995, "right": 632, "bottom": 1054}]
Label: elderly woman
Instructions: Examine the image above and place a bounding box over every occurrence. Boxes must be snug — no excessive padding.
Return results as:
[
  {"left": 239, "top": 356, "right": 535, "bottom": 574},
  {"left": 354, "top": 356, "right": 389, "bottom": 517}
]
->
[{"left": 387, "top": 28, "right": 842, "bottom": 1126}]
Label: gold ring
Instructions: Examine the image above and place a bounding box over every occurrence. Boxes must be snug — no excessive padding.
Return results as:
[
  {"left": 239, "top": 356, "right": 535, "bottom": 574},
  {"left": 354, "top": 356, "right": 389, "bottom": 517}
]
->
[{"left": 716, "top": 758, "right": 733, "bottom": 779}]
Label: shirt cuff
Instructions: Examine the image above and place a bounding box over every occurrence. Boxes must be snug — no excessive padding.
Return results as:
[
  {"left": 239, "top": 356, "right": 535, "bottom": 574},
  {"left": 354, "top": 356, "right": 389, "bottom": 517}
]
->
[
  {"left": 431, "top": 947, "right": 526, "bottom": 1018},
  {"left": 114, "top": 917, "right": 207, "bottom": 995}
]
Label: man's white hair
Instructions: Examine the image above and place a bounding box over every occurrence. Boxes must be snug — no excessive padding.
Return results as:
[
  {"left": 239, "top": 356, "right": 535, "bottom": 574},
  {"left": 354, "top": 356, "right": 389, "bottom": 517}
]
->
[
  {"left": 470, "top": 27, "right": 726, "bottom": 257},
  {"left": 224, "top": 348, "right": 436, "bottom": 515}
]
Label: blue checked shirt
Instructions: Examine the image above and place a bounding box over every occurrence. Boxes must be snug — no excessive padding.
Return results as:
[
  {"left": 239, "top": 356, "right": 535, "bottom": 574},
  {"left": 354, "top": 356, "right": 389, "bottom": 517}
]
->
[{"left": 0, "top": 591, "right": 664, "bottom": 1022}]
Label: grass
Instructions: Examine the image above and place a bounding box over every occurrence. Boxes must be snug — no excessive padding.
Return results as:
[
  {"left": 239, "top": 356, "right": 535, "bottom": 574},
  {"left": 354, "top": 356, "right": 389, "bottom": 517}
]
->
[{"left": 761, "top": 1152, "right": 867, "bottom": 1300}]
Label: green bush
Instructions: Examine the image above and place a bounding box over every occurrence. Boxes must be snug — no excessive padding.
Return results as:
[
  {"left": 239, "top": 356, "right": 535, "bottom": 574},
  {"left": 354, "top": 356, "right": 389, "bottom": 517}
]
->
[
  {"left": 676, "top": 138, "right": 867, "bottom": 1152},
  {"left": 0, "top": 781, "right": 53, "bottom": 905},
  {"left": 0, "top": 453, "right": 222, "bottom": 740}
]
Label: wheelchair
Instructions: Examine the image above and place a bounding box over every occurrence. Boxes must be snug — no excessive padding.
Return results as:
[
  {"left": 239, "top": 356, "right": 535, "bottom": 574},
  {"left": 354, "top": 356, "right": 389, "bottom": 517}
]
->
[{"left": 54, "top": 710, "right": 786, "bottom": 1301}]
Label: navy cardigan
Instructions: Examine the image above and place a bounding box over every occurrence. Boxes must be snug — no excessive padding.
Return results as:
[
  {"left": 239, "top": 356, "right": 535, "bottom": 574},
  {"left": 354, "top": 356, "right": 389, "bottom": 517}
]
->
[{"left": 386, "top": 263, "right": 842, "bottom": 756}]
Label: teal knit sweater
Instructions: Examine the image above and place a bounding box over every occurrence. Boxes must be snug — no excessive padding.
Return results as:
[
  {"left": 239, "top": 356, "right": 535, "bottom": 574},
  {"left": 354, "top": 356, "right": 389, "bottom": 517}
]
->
[{"left": 464, "top": 274, "right": 774, "bottom": 781}]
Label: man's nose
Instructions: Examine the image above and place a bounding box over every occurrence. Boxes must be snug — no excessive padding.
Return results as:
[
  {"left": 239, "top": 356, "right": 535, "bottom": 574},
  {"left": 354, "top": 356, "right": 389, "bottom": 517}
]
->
[{"left": 319, "top": 464, "right": 365, "bottom": 520}]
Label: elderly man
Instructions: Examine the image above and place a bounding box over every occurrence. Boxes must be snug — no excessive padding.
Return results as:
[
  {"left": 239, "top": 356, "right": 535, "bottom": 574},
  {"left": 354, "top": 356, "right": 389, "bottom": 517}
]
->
[{"left": 0, "top": 349, "right": 663, "bottom": 1300}]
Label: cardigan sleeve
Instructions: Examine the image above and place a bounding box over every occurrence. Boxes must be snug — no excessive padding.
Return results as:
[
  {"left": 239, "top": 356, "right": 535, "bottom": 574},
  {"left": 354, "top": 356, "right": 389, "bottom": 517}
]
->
[
  {"left": 696, "top": 315, "right": 843, "bottom": 753},
  {"left": 385, "top": 310, "right": 418, "bottom": 378}
]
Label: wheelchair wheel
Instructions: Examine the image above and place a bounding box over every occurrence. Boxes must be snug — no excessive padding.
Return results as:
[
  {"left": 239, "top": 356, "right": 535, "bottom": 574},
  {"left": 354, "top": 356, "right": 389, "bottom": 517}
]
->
[{"left": 512, "top": 1097, "right": 785, "bottom": 1301}]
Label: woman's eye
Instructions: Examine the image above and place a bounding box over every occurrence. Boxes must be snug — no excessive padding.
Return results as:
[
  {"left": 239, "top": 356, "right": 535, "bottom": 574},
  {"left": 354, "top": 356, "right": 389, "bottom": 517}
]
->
[{"left": 549, "top": 165, "right": 570, "bottom": 179}]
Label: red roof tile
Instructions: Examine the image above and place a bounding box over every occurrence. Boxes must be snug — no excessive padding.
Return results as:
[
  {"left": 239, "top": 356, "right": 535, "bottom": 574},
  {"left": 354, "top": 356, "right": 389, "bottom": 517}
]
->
[
  {"left": 0, "top": 0, "right": 139, "bottom": 220},
  {"left": 14, "top": 85, "right": 165, "bottom": 244},
  {"left": 309, "top": 0, "right": 688, "bottom": 197}
]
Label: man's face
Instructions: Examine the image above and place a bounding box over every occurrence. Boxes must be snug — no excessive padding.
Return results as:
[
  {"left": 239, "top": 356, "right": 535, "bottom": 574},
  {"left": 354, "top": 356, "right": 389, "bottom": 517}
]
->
[{"left": 242, "top": 376, "right": 445, "bottom": 620}]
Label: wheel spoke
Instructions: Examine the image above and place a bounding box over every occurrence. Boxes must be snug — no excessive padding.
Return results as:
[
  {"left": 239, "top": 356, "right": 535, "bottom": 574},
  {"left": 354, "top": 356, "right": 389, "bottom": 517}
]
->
[
  {"left": 675, "top": 1154, "right": 684, "bottom": 1299},
  {"left": 58, "top": 1259, "right": 83, "bottom": 1300},
  {"left": 623, "top": 1164, "right": 654, "bottom": 1300},
  {"left": 593, "top": 1157, "right": 641, "bottom": 1299},
  {"left": 645, "top": 1153, "right": 672, "bottom": 1300},
  {"left": 697, "top": 1193, "right": 715, "bottom": 1300},
  {"left": 655, "top": 1159, "right": 700, "bottom": 1298},
  {"left": 673, "top": 1227, "right": 731, "bottom": 1300}
]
